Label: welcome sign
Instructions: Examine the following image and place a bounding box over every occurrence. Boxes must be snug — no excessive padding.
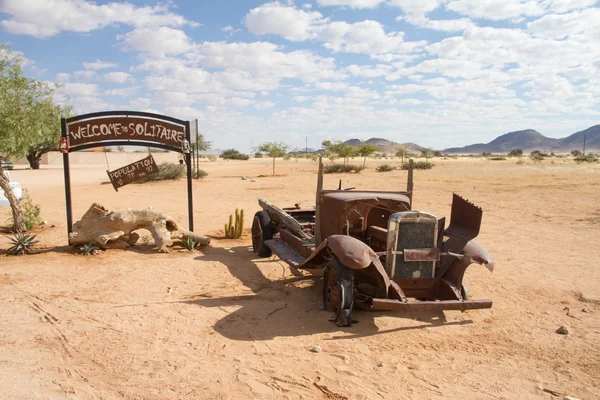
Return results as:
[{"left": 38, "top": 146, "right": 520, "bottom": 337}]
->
[{"left": 67, "top": 115, "right": 186, "bottom": 149}]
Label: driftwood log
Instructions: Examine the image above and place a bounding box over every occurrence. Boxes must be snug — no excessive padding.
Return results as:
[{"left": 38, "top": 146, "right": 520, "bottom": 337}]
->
[{"left": 70, "top": 203, "right": 210, "bottom": 252}]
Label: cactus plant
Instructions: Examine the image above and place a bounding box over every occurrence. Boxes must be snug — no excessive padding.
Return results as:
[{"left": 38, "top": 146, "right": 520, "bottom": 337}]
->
[{"left": 224, "top": 208, "right": 244, "bottom": 239}]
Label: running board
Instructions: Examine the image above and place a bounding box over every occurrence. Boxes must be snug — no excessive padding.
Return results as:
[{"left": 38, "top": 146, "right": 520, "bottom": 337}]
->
[
  {"left": 264, "top": 239, "right": 306, "bottom": 267},
  {"left": 371, "top": 298, "right": 492, "bottom": 312}
]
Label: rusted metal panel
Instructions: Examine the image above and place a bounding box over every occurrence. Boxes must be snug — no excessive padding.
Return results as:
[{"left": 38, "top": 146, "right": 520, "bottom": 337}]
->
[
  {"left": 67, "top": 116, "right": 186, "bottom": 149},
  {"left": 264, "top": 239, "right": 305, "bottom": 267},
  {"left": 106, "top": 155, "right": 158, "bottom": 191},
  {"left": 404, "top": 248, "right": 440, "bottom": 262},
  {"left": 370, "top": 298, "right": 493, "bottom": 312},
  {"left": 445, "top": 193, "right": 482, "bottom": 241}
]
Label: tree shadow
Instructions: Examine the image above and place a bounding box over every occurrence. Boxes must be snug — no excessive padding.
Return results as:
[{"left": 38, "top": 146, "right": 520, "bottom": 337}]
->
[{"left": 178, "top": 244, "right": 472, "bottom": 341}]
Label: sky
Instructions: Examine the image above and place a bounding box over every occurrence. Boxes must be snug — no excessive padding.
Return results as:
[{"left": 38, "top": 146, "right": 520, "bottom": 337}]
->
[{"left": 1, "top": 0, "right": 599, "bottom": 152}]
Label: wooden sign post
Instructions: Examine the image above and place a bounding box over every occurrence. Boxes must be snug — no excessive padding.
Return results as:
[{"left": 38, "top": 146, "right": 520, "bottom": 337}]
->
[{"left": 61, "top": 111, "right": 194, "bottom": 243}]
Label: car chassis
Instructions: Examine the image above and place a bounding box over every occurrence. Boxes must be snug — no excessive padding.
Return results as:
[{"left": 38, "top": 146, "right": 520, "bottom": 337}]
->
[{"left": 252, "top": 158, "right": 494, "bottom": 326}]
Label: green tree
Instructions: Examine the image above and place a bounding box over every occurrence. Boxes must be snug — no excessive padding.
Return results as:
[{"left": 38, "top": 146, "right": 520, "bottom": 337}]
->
[
  {"left": 321, "top": 140, "right": 358, "bottom": 165},
  {"left": 358, "top": 144, "right": 377, "bottom": 167},
  {"left": 1, "top": 45, "right": 72, "bottom": 231},
  {"left": 258, "top": 142, "right": 290, "bottom": 175},
  {"left": 421, "top": 148, "right": 434, "bottom": 159},
  {"left": 395, "top": 146, "right": 408, "bottom": 162}
]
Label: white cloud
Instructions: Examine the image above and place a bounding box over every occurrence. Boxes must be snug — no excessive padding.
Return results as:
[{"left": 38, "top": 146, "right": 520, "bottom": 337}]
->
[
  {"left": 54, "top": 72, "right": 70, "bottom": 82},
  {"left": 244, "top": 1, "right": 326, "bottom": 41},
  {"left": 399, "top": 15, "right": 476, "bottom": 32},
  {"left": 244, "top": 3, "right": 426, "bottom": 58},
  {"left": 74, "top": 70, "right": 96, "bottom": 80},
  {"left": 129, "top": 97, "right": 152, "bottom": 110},
  {"left": 55, "top": 82, "right": 99, "bottom": 97},
  {"left": 104, "top": 72, "right": 133, "bottom": 83},
  {"left": 105, "top": 86, "right": 139, "bottom": 97},
  {"left": 119, "top": 27, "right": 194, "bottom": 56},
  {"left": 0, "top": 0, "right": 196, "bottom": 38},
  {"left": 388, "top": 0, "right": 444, "bottom": 15},
  {"left": 83, "top": 60, "right": 117, "bottom": 70},
  {"left": 316, "top": 0, "right": 386, "bottom": 8},
  {"left": 527, "top": 8, "right": 600, "bottom": 39}
]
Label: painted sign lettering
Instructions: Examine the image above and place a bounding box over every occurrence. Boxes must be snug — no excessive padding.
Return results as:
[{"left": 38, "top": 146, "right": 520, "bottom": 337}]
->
[
  {"left": 106, "top": 155, "right": 159, "bottom": 191},
  {"left": 67, "top": 117, "right": 186, "bottom": 148}
]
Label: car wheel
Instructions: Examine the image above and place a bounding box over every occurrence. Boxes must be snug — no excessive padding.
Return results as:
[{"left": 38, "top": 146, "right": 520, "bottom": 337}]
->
[
  {"left": 251, "top": 211, "right": 273, "bottom": 257},
  {"left": 323, "top": 258, "right": 354, "bottom": 327}
]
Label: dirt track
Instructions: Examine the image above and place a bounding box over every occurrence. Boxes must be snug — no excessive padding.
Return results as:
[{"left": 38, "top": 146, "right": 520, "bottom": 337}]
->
[{"left": 1, "top": 157, "right": 599, "bottom": 399}]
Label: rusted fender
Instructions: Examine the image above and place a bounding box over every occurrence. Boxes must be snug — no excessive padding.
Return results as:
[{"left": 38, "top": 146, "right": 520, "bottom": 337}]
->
[
  {"left": 462, "top": 240, "right": 494, "bottom": 272},
  {"left": 300, "top": 235, "right": 397, "bottom": 298},
  {"left": 301, "top": 235, "right": 376, "bottom": 270}
]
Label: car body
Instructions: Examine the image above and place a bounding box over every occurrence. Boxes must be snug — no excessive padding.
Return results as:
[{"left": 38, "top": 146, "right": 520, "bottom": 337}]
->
[
  {"left": 252, "top": 158, "right": 494, "bottom": 326},
  {"left": 0, "top": 156, "right": 14, "bottom": 170},
  {"left": 0, "top": 171, "right": 23, "bottom": 207}
]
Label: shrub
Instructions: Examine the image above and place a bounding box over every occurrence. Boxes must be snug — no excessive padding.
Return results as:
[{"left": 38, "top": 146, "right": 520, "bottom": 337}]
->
[
  {"left": 489, "top": 157, "right": 506, "bottom": 161},
  {"left": 80, "top": 242, "right": 100, "bottom": 255},
  {"left": 207, "top": 155, "right": 217, "bottom": 162},
  {"left": 323, "top": 164, "right": 366, "bottom": 174},
  {"left": 6, "top": 232, "right": 39, "bottom": 255},
  {"left": 400, "top": 161, "right": 434, "bottom": 170},
  {"left": 376, "top": 164, "right": 396, "bottom": 172},
  {"left": 508, "top": 149, "right": 523, "bottom": 157},
  {"left": 221, "top": 149, "right": 249, "bottom": 160},
  {"left": 530, "top": 150, "right": 547, "bottom": 161},
  {"left": 193, "top": 168, "right": 208, "bottom": 179},
  {"left": 571, "top": 150, "right": 582, "bottom": 156},
  {"left": 574, "top": 154, "right": 598, "bottom": 163},
  {"left": 6, "top": 190, "right": 43, "bottom": 231},
  {"left": 254, "top": 152, "right": 263, "bottom": 158},
  {"left": 138, "top": 162, "right": 185, "bottom": 182},
  {"left": 283, "top": 154, "right": 291, "bottom": 161},
  {"left": 482, "top": 152, "right": 492, "bottom": 157},
  {"left": 179, "top": 237, "right": 198, "bottom": 251},
  {"left": 516, "top": 159, "right": 525, "bottom": 165}
]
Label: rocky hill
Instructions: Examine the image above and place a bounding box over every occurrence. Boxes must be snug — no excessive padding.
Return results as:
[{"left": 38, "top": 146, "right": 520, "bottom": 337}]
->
[
  {"left": 444, "top": 125, "right": 600, "bottom": 153},
  {"left": 344, "top": 138, "right": 427, "bottom": 154}
]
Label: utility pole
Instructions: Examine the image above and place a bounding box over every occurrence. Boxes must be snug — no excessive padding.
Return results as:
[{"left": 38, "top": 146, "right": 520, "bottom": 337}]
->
[
  {"left": 583, "top": 133, "right": 587, "bottom": 156},
  {"left": 305, "top": 136, "right": 308, "bottom": 154}
]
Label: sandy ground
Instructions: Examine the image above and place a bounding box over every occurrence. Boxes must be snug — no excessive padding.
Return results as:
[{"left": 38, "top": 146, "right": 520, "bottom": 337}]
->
[{"left": 1, "top": 156, "right": 599, "bottom": 400}]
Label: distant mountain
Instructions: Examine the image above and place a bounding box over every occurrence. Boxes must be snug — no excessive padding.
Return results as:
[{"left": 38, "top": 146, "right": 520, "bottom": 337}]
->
[
  {"left": 444, "top": 125, "right": 600, "bottom": 153},
  {"left": 344, "top": 138, "right": 426, "bottom": 154},
  {"left": 558, "top": 125, "right": 600, "bottom": 152}
]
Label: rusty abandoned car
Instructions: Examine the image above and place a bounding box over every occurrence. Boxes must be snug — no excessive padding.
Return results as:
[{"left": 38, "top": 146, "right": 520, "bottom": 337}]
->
[{"left": 251, "top": 158, "right": 494, "bottom": 326}]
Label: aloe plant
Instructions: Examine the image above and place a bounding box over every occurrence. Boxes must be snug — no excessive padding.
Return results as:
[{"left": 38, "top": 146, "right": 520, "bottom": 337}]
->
[
  {"left": 80, "top": 242, "right": 100, "bottom": 255},
  {"left": 6, "top": 233, "right": 39, "bottom": 255},
  {"left": 180, "top": 237, "right": 197, "bottom": 251}
]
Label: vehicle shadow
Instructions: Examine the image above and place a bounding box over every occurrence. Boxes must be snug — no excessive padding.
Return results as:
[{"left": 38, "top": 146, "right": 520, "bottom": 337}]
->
[{"left": 181, "top": 244, "right": 471, "bottom": 341}]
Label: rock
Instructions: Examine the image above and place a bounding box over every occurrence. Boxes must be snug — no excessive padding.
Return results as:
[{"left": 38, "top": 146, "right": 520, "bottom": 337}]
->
[
  {"left": 564, "top": 396, "right": 580, "bottom": 400},
  {"left": 556, "top": 325, "right": 570, "bottom": 335},
  {"left": 378, "top": 362, "right": 385, "bottom": 367},
  {"left": 251, "top": 179, "right": 257, "bottom": 182},
  {"left": 310, "top": 345, "right": 322, "bottom": 353},
  {"left": 344, "top": 358, "right": 350, "bottom": 364},
  {"left": 40, "top": 220, "right": 48, "bottom": 225},
  {"left": 241, "top": 176, "right": 247, "bottom": 180},
  {"left": 582, "top": 307, "right": 591, "bottom": 313},
  {"left": 579, "top": 293, "right": 600, "bottom": 305}
]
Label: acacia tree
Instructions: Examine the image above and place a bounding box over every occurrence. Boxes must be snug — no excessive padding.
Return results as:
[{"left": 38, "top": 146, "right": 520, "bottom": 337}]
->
[
  {"left": 322, "top": 140, "right": 358, "bottom": 165},
  {"left": 395, "top": 145, "right": 408, "bottom": 162},
  {"left": 0, "top": 45, "right": 70, "bottom": 230},
  {"left": 258, "top": 142, "right": 290, "bottom": 175},
  {"left": 358, "top": 144, "right": 377, "bottom": 167}
]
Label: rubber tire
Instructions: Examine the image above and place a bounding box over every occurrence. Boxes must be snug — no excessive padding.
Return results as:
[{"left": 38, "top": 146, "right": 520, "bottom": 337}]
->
[
  {"left": 252, "top": 211, "right": 273, "bottom": 257},
  {"left": 461, "top": 284, "right": 469, "bottom": 301},
  {"left": 323, "top": 259, "right": 354, "bottom": 327}
]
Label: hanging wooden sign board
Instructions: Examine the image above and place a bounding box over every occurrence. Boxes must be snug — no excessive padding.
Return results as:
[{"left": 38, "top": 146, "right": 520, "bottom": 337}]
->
[{"left": 107, "top": 155, "right": 159, "bottom": 191}]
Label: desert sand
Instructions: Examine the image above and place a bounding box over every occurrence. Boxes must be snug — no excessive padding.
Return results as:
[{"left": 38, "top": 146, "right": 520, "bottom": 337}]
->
[{"left": 1, "top": 156, "right": 599, "bottom": 399}]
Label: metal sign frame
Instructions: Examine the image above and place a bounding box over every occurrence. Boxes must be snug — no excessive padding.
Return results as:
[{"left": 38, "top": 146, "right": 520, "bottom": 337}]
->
[{"left": 61, "top": 111, "right": 194, "bottom": 243}]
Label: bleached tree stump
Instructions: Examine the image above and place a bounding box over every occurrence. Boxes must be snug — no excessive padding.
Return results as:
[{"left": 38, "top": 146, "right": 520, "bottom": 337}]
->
[{"left": 70, "top": 203, "right": 210, "bottom": 252}]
